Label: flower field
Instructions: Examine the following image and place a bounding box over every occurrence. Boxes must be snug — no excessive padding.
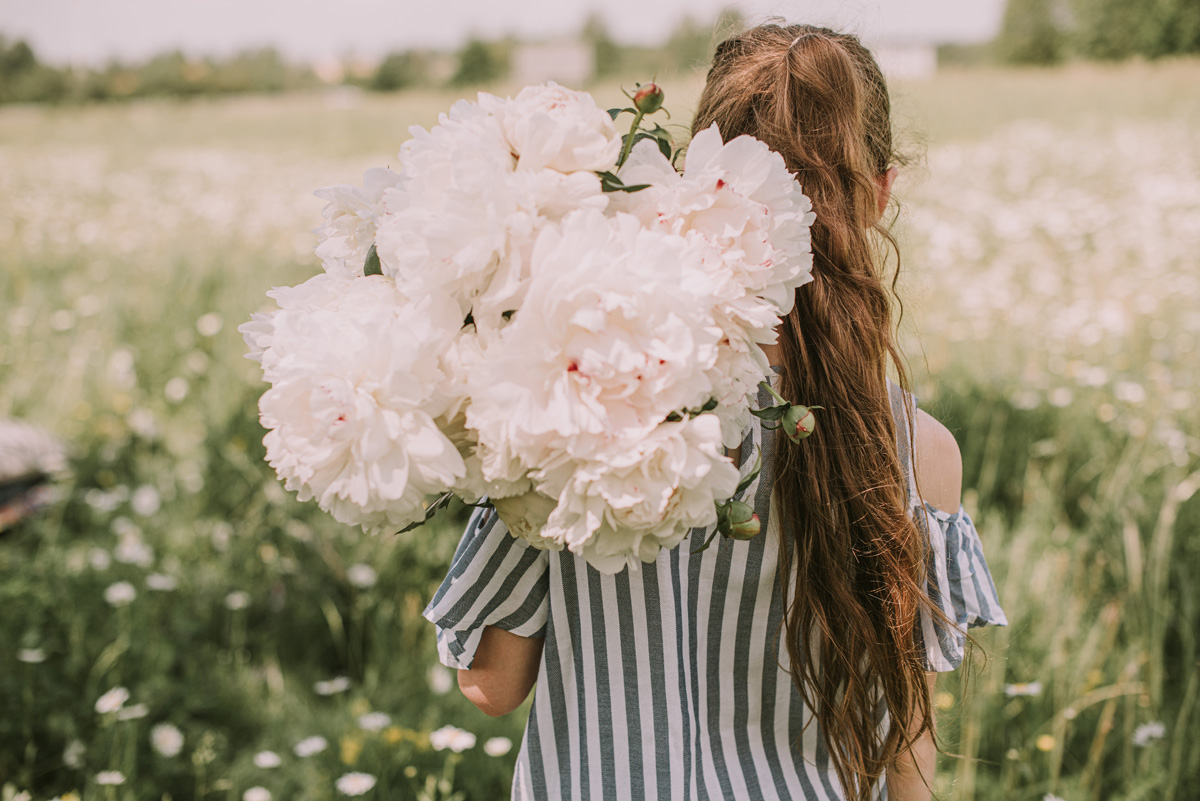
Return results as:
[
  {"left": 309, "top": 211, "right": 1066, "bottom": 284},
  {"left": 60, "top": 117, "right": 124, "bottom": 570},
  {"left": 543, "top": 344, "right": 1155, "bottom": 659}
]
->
[{"left": 1, "top": 60, "right": 1198, "bottom": 800}]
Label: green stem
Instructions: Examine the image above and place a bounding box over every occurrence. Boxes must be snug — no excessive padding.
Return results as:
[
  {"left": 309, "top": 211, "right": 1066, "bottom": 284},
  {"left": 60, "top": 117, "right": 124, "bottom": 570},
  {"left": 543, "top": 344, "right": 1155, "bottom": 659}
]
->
[
  {"left": 616, "top": 109, "right": 646, "bottom": 169},
  {"left": 758, "top": 379, "right": 789, "bottom": 407}
]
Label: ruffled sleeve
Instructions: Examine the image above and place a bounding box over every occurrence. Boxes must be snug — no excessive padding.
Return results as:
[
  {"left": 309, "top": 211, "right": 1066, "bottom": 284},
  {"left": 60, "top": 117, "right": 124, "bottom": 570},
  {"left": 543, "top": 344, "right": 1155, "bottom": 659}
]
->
[
  {"left": 915, "top": 502, "right": 1008, "bottom": 672},
  {"left": 422, "top": 505, "right": 550, "bottom": 670}
]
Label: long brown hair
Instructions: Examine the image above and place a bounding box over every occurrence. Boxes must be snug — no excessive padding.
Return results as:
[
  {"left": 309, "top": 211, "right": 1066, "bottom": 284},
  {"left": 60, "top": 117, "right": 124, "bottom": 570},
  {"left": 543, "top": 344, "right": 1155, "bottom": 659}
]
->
[{"left": 693, "top": 23, "right": 953, "bottom": 799}]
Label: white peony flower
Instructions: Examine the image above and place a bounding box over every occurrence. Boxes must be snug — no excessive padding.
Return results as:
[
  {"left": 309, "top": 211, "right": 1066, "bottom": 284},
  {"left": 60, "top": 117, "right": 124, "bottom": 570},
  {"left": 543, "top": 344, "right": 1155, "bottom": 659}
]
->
[
  {"left": 483, "top": 736, "right": 513, "bottom": 757},
  {"left": 542, "top": 415, "right": 739, "bottom": 572},
  {"left": 253, "top": 750, "right": 282, "bottom": 768},
  {"left": 336, "top": 772, "right": 378, "bottom": 796},
  {"left": 248, "top": 275, "right": 467, "bottom": 533},
  {"left": 356, "top": 712, "right": 390, "bottom": 732},
  {"left": 429, "top": 725, "right": 476, "bottom": 753},
  {"left": 150, "top": 723, "right": 184, "bottom": 757},
  {"left": 467, "top": 210, "right": 723, "bottom": 497},
  {"left": 617, "top": 124, "right": 816, "bottom": 316},
  {"left": 374, "top": 94, "right": 610, "bottom": 327},
  {"left": 490, "top": 490, "right": 561, "bottom": 551},
  {"left": 293, "top": 735, "right": 328, "bottom": 757},
  {"left": 482, "top": 82, "right": 622, "bottom": 174},
  {"left": 95, "top": 686, "right": 130, "bottom": 714},
  {"left": 314, "top": 167, "right": 403, "bottom": 279}
]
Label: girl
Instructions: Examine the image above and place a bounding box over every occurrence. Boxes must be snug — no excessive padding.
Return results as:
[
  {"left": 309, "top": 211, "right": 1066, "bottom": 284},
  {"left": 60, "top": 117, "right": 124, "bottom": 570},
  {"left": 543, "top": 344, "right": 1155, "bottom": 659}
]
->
[{"left": 424, "top": 23, "right": 1007, "bottom": 801}]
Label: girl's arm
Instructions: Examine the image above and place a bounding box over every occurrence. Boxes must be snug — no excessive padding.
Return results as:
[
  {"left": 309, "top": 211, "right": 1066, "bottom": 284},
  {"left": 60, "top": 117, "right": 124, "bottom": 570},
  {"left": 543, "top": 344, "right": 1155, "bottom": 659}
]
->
[
  {"left": 887, "top": 672, "right": 939, "bottom": 801},
  {"left": 457, "top": 625, "right": 544, "bottom": 716},
  {"left": 887, "top": 407, "right": 965, "bottom": 799}
]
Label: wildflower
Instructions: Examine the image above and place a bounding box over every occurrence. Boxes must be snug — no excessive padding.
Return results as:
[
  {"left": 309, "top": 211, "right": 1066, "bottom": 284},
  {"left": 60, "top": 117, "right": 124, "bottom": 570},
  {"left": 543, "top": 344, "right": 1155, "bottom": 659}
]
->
[
  {"left": 17, "top": 648, "right": 46, "bottom": 664},
  {"left": 150, "top": 723, "right": 184, "bottom": 757},
  {"left": 95, "top": 686, "right": 130, "bottom": 714},
  {"left": 95, "top": 771, "right": 126, "bottom": 785},
  {"left": 114, "top": 536, "right": 154, "bottom": 567},
  {"left": 89, "top": 548, "right": 112, "bottom": 570},
  {"left": 341, "top": 734, "right": 363, "bottom": 765},
  {"left": 484, "top": 736, "right": 513, "bottom": 757},
  {"left": 117, "top": 702, "right": 149, "bottom": 721},
  {"left": 383, "top": 726, "right": 404, "bottom": 744},
  {"left": 1132, "top": 721, "right": 1166, "bottom": 747},
  {"left": 336, "top": 772, "right": 377, "bottom": 796},
  {"left": 63, "top": 739, "right": 86, "bottom": 768},
  {"left": 146, "top": 573, "right": 178, "bottom": 591},
  {"left": 1044, "top": 795, "right": 1066, "bottom": 801},
  {"left": 165, "top": 377, "right": 189, "bottom": 403},
  {"left": 104, "top": 581, "right": 137, "bottom": 607},
  {"left": 197, "top": 312, "right": 224, "bottom": 337},
  {"left": 428, "top": 665, "right": 453, "bottom": 695},
  {"left": 1004, "top": 681, "right": 1043, "bottom": 697},
  {"left": 429, "top": 725, "right": 476, "bottom": 753},
  {"left": 357, "top": 712, "right": 391, "bottom": 732},
  {"left": 253, "top": 750, "right": 282, "bottom": 768},
  {"left": 243, "top": 788, "right": 271, "bottom": 801},
  {"left": 225, "top": 591, "right": 251, "bottom": 611},
  {"left": 294, "top": 735, "right": 329, "bottom": 757},
  {"left": 315, "top": 676, "right": 351, "bottom": 696},
  {"left": 347, "top": 563, "right": 377, "bottom": 589},
  {"left": 131, "top": 485, "right": 161, "bottom": 516},
  {"left": 1035, "top": 734, "right": 1056, "bottom": 752}
]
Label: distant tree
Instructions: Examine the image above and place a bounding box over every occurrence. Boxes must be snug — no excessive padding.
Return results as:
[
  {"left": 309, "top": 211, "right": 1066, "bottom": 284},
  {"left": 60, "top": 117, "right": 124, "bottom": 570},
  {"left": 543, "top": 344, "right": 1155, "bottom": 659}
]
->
[
  {"left": 1131, "top": 0, "right": 1200, "bottom": 57},
  {"left": 998, "top": 0, "right": 1067, "bottom": 64},
  {"left": 371, "top": 50, "right": 430, "bottom": 91},
  {"left": 1072, "top": 0, "right": 1147, "bottom": 59},
  {"left": 451, "top": 39, "right": 506, "bottom": 87},
  {"left": 0, "top": 37, "right": 68, "bottom": 103},
  {"left": 582, "top": 13, "right": 622, "bottom": 78},
  {"left": 666, "top": 16, "right": 713, "bottom": 71}
]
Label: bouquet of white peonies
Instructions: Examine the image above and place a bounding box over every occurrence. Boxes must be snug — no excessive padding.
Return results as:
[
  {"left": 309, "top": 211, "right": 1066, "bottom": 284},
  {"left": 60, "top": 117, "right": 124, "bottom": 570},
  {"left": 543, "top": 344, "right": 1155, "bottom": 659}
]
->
[{"left": 240, "top": 81, "right": 818, "bottom": 574}]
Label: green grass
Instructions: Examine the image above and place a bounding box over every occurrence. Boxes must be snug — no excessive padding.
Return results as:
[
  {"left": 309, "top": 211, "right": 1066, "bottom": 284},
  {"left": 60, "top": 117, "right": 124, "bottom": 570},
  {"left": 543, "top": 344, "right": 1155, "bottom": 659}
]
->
[{"left": 1, "top": 61, "right": 1197, "bottom": 800}]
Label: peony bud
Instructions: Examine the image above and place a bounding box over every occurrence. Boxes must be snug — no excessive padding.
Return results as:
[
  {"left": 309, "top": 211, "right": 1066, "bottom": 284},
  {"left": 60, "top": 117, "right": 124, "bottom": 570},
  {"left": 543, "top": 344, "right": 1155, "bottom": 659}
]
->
[
  {"left": 633, "top": 84, "right": 664, "bottom": 114},
  {"left": 726, "top": 500, "right": 760, "bottom": 540},
  {"left": 784, "top": 405, "right": 817, "bottom": 444}
]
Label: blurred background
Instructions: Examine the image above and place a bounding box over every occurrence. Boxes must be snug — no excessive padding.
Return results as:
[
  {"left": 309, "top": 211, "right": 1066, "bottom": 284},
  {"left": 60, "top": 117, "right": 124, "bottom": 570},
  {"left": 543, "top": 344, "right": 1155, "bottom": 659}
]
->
[{"left": 0, "top": 0, "right": 1197, "bottom": 799}]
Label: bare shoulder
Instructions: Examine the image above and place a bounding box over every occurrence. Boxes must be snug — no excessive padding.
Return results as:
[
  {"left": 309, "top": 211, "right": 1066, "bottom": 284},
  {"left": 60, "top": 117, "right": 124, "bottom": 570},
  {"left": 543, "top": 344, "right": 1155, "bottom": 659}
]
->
[{"left": 911, "top": 408, "right": 963, "bottom": 515}]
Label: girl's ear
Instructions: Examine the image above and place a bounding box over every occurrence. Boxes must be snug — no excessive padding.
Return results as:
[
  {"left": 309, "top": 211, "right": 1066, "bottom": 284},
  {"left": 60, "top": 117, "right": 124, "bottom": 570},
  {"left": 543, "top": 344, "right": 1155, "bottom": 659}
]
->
[{"left": 876, "top": 166, "right": 898, "bottom": 216}]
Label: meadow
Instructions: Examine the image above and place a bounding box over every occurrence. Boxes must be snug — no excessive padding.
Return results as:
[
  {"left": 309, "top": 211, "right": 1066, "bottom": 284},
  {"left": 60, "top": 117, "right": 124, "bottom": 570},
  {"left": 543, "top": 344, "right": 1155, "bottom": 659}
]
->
[{"left": 1, "top": 59, "right": 1198, "bottom": 800}]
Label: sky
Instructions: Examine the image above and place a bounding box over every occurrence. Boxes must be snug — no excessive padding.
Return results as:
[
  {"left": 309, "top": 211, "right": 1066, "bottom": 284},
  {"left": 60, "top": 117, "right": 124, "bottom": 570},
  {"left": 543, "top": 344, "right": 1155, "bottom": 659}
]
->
[{"left": 0, "top": 0, "right": 1007, "bottom": 66}]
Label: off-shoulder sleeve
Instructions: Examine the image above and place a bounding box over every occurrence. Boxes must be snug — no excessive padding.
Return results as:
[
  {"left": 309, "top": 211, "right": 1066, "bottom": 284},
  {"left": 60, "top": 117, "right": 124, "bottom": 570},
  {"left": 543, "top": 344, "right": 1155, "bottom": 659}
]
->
[
  {"left": 916, "top": 502, "right": 1008, "bottom": 672},
  {"left": 422, "top": 506, "right": 550, "bottom": 670}
]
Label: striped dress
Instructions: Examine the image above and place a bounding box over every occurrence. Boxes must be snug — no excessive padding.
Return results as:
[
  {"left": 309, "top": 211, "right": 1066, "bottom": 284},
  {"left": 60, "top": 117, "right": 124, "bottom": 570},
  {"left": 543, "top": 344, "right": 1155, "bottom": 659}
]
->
[{"left": 423, "top": 373, "right": 1008, "bottom": 800}]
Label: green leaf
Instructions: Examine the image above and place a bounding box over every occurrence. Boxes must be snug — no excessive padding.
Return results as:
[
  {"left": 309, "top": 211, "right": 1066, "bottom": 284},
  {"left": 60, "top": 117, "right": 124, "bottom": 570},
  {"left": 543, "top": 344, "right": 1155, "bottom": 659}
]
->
[
  {"left": 394, "top": 491, "right": 455, "bottom": 534},
  {"left": 750, "top": 405, "right": 788, "bottom": 422},
  {"left": 608, "top": 107, "right": 636, "bottom": 120},
  {"left": 363, "top": 243, "right": 382, "bottom": 276}
]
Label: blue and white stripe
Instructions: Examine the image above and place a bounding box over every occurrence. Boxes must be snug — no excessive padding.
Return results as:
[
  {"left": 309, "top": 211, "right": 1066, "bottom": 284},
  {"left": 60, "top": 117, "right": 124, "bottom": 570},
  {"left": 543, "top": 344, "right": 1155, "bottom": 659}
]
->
[{"left": 425, "top": 374, "right": 1007, "bottom": 800}]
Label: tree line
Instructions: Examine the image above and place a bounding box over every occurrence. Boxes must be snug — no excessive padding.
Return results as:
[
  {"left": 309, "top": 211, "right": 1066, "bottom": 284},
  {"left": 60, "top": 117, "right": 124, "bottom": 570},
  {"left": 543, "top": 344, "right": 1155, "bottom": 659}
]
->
[
  {"left": 0, "top": 11, "right": 742, "bottom": 105},
  {"left": 998, "top": 0, "right": 1200, "bottom": 64}
]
